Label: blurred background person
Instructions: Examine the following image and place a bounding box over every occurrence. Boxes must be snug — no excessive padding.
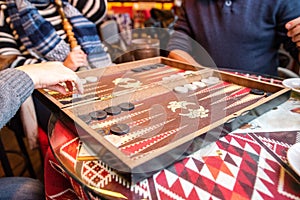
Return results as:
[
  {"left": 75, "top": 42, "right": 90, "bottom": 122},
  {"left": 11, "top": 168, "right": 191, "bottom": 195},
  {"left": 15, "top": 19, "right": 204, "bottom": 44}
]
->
[
  {"left": 0, "top": 0, "right": 111, "bottom": 149},
  {"left": 167, "top": 0, "right": 300, "bottom": 77}
]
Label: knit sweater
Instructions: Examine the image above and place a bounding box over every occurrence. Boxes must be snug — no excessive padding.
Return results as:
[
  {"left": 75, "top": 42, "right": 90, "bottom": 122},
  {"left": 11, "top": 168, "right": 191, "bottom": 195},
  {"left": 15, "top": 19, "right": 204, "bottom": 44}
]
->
[
  {"left": 0, "top": 68, "right": 34, "bottom": 129},
  {"left": 167, "top": 0, "right": 300, "bottom": 76},
  {"left": 0, "top": 0, "right": 107, "bottom": 68}
]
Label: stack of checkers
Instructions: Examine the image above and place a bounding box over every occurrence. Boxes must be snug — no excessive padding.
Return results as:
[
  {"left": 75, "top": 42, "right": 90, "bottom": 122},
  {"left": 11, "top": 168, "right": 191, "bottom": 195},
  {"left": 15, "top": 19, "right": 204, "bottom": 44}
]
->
[
  {"left": 131, "top": 63, "right": 165, "bottom": 72},
  {"left": 174, "top": 76, "right": 219, "bottom": 94},
  {"left": 78, "top": 102, "right": 135, "bottom": 135}
]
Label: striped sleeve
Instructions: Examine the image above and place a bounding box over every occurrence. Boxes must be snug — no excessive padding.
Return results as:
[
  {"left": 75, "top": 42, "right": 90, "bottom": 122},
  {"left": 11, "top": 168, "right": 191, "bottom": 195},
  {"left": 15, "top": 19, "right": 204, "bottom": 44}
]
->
[
  {"left": 0, "top": 4, "right": 41, "bottom": 68},
  {"left": 69, "top": 0, "right": 107, "bottom": 25}
]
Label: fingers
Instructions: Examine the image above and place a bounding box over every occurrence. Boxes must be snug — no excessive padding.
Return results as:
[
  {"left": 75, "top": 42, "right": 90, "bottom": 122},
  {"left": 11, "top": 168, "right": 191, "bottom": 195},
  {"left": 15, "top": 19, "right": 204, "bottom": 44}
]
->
[
  {"left": 287, "top": 23, "right": 300, "bottom": 37},
  {"left": 71, "top": 50, "right": 88, "bottom": 67},
  {"left": 77, "top": 57, "right": 88, "bottom": 67},
  {"left": 46, "top": 78, "right": 83, "bottom": 95},
  {"left": 291, "top": 33, "right": 300, "bottom": 47},
  {"left": 45, "top": 77, "right": 83, "bottom": 95},
  {"left": 47, "top": 84, "right": 69, "bottom": 95},
  {"left": 286, "top": 17, "right": 300, "bottom": 48},
  {"left": 39, "top": 62, "right": 84, "bottom": 94},
  {"left": 286, "top": 17, "right": 300, "bottom": 30},
  {"left": 59, "top": 68, "right": 84, "bottom": 94},
  {"left": 66, "top": 77, "right": 84, "bottom": 94},
  {"left": 64, "top": 52, "right": 88, "bottom": 71},
  {"left": 17, "top": 62, "right": 84, "bottom": 94},
  {"left": 72, "top": 48, "right": 86, "bottom": 56}
]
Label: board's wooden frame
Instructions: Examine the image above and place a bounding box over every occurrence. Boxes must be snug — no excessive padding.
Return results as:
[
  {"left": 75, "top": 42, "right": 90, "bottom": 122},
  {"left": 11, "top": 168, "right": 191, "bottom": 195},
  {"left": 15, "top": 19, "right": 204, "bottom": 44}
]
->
[{"left": 34, "top": 57, "right": 291, "bottom": 183}]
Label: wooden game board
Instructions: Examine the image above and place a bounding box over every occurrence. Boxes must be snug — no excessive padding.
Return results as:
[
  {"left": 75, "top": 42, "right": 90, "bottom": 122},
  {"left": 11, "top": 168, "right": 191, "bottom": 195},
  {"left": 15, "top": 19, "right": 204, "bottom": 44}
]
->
[{"left": 34, "top": 57, "right": 291, "bottom": 183}]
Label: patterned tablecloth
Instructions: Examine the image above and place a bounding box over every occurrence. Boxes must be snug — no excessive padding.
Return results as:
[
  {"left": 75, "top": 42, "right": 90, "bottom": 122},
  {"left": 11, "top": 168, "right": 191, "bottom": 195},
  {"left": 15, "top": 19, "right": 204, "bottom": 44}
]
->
[{"left": 44, "top": 95, "right": 300, "bottom": 200}]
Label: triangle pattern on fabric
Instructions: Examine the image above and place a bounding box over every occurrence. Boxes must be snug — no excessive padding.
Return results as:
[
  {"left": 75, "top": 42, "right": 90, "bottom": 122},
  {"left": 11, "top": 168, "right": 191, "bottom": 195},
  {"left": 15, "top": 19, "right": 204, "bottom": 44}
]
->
[
  {"left": 164, "top": 170, "right": 179, "bottom": 188},
  {"left": 179, "top": 177, "right": 195, "bottom": 198},
  {"left": 185, "top": 157, "right": 200, "bottom": 173},
  {"left": 254, "top": 178, "right": 274, "bottom": 197}
]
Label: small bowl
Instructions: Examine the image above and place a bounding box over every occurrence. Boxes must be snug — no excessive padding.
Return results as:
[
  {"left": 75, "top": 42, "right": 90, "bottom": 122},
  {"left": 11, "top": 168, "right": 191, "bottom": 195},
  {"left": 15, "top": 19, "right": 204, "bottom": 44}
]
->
[{"left": 282, "top": 78, "right": 300, "bottom": 93}]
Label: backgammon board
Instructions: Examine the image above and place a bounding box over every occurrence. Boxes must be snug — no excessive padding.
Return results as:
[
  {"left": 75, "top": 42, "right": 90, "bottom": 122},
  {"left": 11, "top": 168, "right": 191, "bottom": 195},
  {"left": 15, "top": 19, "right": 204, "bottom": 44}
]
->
[{"left": 34, "top": 57, "right": 291, "bottom": 183}]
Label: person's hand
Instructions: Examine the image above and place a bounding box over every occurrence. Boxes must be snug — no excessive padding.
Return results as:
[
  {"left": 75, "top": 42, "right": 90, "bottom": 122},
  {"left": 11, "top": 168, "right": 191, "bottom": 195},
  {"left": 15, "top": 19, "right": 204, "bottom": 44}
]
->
[
  {"left": 286, "top": 17, "right": 300, "bottom": 48},
  {"left": 17, "top": 62, "right": 84, "bottom": 95},
  {"left": 63, "top": 47, "right": 88, "bottom": 71}
]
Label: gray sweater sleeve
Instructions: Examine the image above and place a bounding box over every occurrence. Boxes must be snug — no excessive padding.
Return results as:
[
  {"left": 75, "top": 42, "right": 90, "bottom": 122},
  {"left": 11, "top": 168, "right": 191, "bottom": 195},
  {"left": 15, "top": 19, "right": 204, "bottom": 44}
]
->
[{"left": 0, "top": 68, "right": 34, "bottom": 129}]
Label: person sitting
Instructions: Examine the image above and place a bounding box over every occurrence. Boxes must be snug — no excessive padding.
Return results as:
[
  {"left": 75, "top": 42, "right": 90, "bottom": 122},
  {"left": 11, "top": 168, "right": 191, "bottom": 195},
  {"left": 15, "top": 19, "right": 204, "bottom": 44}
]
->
[
  {"left": 1, "top": 0, "right": 111, "bottom": 70},
  {"left": 0, "top": 0, "right": 111, "bottom": 150},
  {"left": 0, "top": 61, "right": 83, "bottom": 200},
  {"left": 167, "top": 0, "right": 300, "bottom": 77}
]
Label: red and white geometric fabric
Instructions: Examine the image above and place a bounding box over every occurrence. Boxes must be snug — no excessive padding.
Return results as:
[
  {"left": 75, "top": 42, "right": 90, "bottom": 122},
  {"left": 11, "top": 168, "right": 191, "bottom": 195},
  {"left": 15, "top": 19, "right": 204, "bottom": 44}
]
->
[{"left": 44, "top": 123, "right": 300, "bottom": 200}]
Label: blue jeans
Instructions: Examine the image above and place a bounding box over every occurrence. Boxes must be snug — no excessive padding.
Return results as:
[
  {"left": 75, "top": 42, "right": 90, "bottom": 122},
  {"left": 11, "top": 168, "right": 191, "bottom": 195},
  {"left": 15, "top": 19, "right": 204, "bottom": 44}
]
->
[{"left": 0, "top": 177, "right": 44, "bottom": 199}]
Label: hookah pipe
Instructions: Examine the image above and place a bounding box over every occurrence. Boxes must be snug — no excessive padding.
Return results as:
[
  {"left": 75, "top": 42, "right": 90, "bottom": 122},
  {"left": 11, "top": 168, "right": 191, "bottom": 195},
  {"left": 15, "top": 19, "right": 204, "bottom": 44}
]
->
[
  {"left": 54, "top": 0, "right": 79, "bottom": 50},
  {"left": 55, "top": 0, "right": 91, "bottom": 71}
]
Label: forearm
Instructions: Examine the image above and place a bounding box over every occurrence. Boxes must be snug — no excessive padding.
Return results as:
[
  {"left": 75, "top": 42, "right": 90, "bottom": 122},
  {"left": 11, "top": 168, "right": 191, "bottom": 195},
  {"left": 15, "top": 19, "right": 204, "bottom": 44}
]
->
[{"left": 0, "top": 69, "right": 34, "bottom": 129}]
